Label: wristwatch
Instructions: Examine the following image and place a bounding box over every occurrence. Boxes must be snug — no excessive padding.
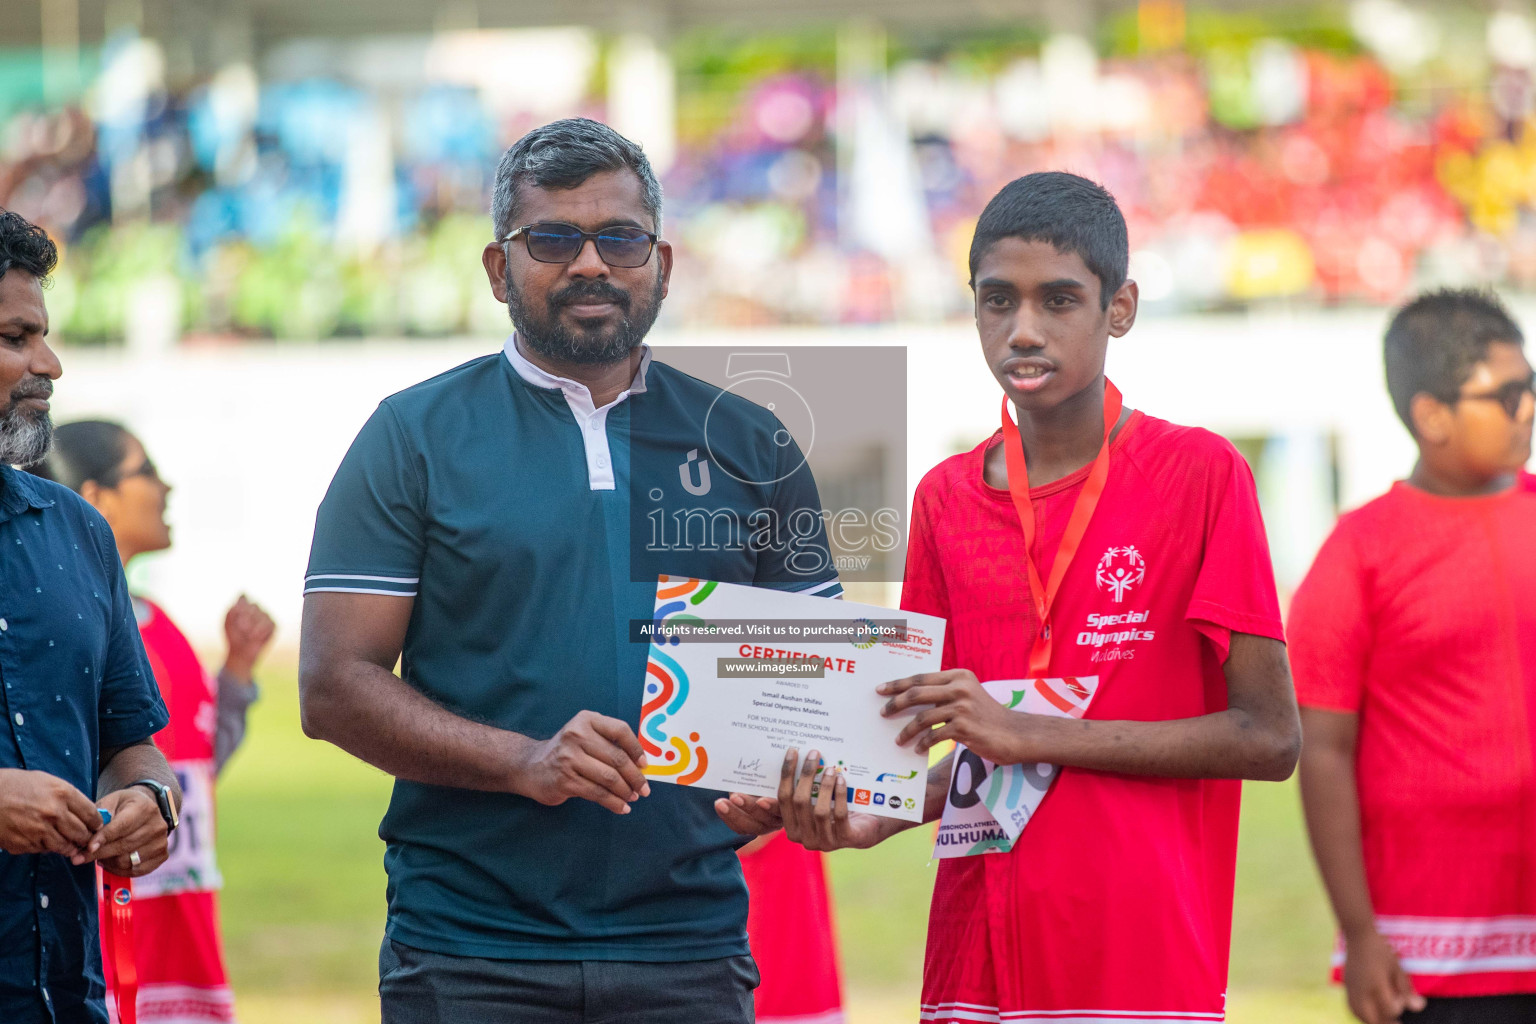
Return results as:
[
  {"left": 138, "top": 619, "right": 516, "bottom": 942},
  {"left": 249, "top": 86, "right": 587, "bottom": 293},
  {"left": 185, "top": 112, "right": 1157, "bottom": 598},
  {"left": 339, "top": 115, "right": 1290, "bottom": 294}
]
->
[{"left": 129, "top": 779, "right": 179, "bottom": 834}]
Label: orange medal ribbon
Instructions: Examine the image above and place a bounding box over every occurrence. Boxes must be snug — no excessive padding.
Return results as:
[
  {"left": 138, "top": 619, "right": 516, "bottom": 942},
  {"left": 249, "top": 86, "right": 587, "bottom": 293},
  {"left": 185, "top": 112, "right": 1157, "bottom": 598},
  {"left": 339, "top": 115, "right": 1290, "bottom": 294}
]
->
[
  {"left": 1000, "top": 380, "right": 1124, "bottom": 677},
  {"left": 99, "top": 869, "right": 137, "bottom": 1024}
]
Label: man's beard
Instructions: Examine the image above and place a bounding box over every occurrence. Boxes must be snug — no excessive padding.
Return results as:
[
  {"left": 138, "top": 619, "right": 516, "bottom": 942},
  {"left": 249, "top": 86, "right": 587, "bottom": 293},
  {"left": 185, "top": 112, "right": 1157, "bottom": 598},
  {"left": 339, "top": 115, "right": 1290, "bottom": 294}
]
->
[
  {"left": 506, "top": 270, "right": 665, "bottom": 366},
  {"left": 0, "top": 376, "right": 54, "bottom": 467}
]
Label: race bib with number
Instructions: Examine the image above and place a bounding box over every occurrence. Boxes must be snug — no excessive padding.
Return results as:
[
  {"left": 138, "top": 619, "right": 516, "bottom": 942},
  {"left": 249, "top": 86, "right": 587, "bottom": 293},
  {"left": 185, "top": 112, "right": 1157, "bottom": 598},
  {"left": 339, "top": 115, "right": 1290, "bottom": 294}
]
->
[
  {"left": 133, "top": 759, "right": 222, "bottom": 898},
  {"left": 933, "top": 676, "right": 1098, "bottom": 859}
]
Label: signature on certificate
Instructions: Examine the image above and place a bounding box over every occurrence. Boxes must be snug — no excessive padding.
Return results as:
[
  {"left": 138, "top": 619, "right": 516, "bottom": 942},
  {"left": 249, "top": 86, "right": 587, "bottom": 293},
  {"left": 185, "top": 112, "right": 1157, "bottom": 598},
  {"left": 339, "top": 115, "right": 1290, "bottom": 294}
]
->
[{"left": 736, "top": 757, "right": 763, "bottom": 774}]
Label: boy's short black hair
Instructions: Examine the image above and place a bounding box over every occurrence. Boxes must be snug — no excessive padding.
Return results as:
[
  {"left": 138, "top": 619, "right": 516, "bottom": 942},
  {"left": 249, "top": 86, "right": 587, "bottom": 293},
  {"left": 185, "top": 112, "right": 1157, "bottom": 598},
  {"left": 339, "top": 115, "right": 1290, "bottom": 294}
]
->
[
  {"left": 968, "top": 172, "right": 1128, "bottom": 309},
  {"left": 0, "top": 208, "right": 59, "bottom": 284},
  {"left": 1384, "top": 288, "right": 1525, "bottom": 433}
]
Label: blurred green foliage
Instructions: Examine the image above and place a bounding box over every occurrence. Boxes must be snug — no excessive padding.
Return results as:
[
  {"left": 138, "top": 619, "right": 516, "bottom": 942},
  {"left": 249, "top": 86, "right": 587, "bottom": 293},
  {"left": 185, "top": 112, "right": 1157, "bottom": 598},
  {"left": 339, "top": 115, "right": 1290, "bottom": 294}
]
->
[
  {"left": 1099, "top": 6, "right": 1359, "bottom": 58},
  {"left": 53, "top": 213, "right": 504, "bottom": 344}
]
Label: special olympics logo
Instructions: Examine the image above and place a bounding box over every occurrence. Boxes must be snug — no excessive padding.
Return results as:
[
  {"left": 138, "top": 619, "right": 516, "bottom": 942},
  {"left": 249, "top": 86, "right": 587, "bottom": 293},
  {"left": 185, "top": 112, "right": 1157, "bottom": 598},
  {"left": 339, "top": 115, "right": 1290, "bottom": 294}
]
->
[{"left": 1095, "top": 545, "right": 1146, "bottom": 602}]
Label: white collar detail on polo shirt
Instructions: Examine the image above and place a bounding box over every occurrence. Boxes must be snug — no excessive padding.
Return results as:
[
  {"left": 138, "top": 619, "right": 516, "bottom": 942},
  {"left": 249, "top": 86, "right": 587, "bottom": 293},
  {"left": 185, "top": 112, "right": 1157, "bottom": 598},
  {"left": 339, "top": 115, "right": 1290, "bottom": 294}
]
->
[{"left": 502, "top": 334, "right": 652, "bottom": 491}]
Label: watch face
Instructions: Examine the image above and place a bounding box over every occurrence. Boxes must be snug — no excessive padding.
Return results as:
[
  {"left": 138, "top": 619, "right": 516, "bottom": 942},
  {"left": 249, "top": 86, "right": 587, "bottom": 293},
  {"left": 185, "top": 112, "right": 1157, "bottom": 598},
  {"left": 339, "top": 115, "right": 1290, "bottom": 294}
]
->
[
  {"left": 137, "top": 781, "right": 177, "bottom": 830},
  {"left": 158, "top": 785, "right": 179, "bottom": 829}
]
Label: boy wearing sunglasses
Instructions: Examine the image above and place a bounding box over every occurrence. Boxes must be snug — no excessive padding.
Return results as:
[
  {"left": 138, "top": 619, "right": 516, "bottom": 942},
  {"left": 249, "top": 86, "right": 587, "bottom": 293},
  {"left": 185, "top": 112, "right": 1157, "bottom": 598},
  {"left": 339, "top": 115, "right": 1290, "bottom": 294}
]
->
[
  {"left": 736, "top": 172, "right": 1303, "bottom": 1024},
  {"left": 1291, "top": 290, "right": 1536, "bottom": 1024}
]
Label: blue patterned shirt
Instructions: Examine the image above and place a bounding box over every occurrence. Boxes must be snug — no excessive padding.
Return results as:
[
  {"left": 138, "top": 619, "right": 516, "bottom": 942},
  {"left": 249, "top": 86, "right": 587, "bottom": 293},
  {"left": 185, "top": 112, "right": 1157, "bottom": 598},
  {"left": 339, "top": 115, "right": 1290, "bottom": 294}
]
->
[{"left": 0, "top": 465, "right": 167, "bottom": 1024}]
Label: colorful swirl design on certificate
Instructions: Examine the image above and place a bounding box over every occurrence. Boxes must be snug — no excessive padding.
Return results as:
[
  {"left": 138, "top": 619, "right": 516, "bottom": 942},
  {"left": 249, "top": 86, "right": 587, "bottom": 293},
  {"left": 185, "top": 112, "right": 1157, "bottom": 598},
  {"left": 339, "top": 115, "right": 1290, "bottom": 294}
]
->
[{"left": 641, "top": 577, "right": 715, "bottom": 785}]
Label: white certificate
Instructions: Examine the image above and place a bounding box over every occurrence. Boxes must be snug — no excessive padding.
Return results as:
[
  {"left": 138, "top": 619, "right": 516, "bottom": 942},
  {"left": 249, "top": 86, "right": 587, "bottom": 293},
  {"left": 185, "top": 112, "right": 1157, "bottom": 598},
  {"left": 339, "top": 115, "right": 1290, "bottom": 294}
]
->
[{"left": 639, "top": 577, "right": 945, "bottom": 822}]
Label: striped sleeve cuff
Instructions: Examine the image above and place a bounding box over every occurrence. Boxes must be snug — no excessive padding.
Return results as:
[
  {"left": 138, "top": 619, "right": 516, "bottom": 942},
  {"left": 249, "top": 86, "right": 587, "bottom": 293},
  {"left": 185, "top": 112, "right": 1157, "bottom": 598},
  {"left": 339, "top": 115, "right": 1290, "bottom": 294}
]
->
[
  {"left": 303, "top": 573, "right": 419, "bottom": 597},
  {"left": 789, "top": 577, "right": 844, "bottom": 599}
]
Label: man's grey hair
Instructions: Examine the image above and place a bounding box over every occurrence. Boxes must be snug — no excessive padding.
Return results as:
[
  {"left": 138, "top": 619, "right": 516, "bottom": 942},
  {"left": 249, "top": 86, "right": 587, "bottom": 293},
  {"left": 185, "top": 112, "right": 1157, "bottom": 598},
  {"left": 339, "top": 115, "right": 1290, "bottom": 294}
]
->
[{"left": 491, "top": 118, "right": 663, "bottom": 240}]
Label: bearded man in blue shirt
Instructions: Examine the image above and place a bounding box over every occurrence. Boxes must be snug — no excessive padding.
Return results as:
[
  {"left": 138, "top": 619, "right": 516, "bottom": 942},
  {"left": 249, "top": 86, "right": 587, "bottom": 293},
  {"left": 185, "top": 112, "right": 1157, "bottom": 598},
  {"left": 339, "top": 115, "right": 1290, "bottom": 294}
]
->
[
  {"left": 0, "top": 208, "right": 182, "bottom": 1023},
  {"left": 300, "top": 119, "right": 840, "bottom": 1024}
]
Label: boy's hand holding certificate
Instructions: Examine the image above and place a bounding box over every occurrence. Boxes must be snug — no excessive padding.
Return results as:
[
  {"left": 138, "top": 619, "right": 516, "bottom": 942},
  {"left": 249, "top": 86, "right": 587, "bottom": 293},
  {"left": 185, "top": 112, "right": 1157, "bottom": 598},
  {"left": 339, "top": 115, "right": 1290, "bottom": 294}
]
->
[
  {"left": 638, "top": 577, "right": 945, "bottom": 821},
  {"left": 927, "top": 675, "right": 1099, "bottom": 858}
]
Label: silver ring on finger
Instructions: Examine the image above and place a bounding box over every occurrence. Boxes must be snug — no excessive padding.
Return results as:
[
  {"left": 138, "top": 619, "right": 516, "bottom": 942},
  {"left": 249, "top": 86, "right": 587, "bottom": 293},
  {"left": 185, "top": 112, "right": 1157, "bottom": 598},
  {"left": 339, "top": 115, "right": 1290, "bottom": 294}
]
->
[{"left": 129, "top": 850, "right": 141, "bottom": 868}]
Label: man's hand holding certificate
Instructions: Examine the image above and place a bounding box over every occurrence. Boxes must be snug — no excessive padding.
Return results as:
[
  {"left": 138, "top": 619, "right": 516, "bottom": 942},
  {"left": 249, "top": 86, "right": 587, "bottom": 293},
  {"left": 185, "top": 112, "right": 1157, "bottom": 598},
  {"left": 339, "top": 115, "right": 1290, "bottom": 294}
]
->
[{"left": 639, "top": 577, "right": 945, "bottom": 821}]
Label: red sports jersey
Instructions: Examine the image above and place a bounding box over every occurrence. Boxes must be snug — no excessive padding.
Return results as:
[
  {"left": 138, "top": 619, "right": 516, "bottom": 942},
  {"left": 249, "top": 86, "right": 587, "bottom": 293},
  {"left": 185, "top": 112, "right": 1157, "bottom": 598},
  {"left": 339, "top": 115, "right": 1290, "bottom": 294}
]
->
[
  {"left": 104, "top": 599, "right": 235, "bottom": 1024},
  {"left": 902, "top": 411, "right": 1284, "bottom": 1024},
  {"left": 1288, "top": 473, "right": 1536, "bottom": 997},
  {"left": 741, "top": 832, "right": 844, "bottom": 1024}
]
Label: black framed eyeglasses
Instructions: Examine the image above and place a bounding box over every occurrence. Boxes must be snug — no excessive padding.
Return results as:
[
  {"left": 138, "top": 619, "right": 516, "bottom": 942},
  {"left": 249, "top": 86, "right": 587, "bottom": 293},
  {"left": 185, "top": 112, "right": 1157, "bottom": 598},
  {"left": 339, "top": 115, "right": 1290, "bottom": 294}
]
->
[
  {"left": 503, "top": 222, "right": 658, "bottom": 269},
  {"left": 1455, "top": 372, "right": 1536, "bottom": 419}
]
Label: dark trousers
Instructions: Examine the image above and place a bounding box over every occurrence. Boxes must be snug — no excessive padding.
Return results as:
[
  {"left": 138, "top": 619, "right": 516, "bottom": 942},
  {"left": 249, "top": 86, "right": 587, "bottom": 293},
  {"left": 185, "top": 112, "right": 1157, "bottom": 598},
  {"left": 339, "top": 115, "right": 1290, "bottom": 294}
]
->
[
  {"left": 378, "top": 938, "right": 759, "bottom": 1024},
  {"left": 1403, "top": 995, "right": 1536, "bottom": 1024}
]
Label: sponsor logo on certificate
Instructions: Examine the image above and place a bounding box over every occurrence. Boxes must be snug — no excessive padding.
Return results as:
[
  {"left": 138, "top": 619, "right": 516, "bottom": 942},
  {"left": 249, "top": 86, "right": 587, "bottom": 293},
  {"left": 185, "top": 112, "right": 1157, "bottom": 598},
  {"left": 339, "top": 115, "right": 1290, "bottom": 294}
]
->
[{"left": 639, "top": 576, "right": 943, "bottom": 821}]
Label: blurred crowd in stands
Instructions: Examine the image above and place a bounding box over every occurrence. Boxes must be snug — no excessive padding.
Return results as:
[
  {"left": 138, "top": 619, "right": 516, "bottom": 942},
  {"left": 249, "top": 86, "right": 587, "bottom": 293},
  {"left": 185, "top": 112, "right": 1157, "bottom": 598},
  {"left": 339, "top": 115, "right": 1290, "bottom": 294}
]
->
[{"left": 1, "top": 5, "right": 1534, "bottom": 341}]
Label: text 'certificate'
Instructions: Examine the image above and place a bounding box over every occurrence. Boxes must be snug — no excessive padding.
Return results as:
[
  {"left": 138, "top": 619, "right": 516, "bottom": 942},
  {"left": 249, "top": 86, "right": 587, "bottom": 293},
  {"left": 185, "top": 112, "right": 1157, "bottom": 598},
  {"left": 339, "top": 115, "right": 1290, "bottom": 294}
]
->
[{"left": 637, "top": 577, "right": 945, "bottom": 821}]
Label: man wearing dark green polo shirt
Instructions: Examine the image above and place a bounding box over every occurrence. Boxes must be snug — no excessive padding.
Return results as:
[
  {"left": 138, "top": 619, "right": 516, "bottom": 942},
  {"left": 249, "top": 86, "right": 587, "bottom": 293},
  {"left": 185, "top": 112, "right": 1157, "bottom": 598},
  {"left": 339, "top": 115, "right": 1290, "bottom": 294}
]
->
[{"left": 298, "top": 119, "right": 839, "bottom": 1023}]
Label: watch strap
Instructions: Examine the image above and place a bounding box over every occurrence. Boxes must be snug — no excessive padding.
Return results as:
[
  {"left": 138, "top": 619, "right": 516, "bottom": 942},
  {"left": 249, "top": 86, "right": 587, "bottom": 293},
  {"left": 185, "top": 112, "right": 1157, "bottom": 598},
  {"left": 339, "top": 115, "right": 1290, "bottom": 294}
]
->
[{"left": 128, "top": 779, "right": 178, "bottom": 832}]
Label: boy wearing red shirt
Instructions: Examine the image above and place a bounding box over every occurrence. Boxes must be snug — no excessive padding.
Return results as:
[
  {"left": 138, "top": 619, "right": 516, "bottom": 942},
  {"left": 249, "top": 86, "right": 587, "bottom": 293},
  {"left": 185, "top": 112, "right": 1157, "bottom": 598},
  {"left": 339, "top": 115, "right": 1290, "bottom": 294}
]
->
[
  {"left": 720, "top": 172, "right": 1302, "bottom": 1023},
  {"left": 1290, "top": 290, "right": 1536, "bottom": 1024}
]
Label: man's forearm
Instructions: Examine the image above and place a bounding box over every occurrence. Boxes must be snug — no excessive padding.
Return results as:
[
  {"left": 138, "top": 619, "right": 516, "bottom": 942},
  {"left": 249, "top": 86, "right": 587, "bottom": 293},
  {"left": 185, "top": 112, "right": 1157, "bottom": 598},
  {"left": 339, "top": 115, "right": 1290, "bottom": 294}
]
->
[
  {"left": 1300, "top": 742, "right": 1379, "bottom": 939},
  {"left": 98, "top": 740, "right": 181, "bottom": 809},
  {"left": 1010, "top": 706, "right": 1297, "bottom": 781},
  {"left": 301, "top": 660, "right": 536, "bottom": 792}
]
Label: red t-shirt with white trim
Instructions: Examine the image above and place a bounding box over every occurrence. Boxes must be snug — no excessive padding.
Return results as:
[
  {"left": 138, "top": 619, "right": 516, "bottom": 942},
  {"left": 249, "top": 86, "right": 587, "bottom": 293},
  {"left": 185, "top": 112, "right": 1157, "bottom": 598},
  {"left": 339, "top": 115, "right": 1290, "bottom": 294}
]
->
[
  {"left": 903, "top": 411, "right": 1284, "bottom": 1024},
  {"left": 1288, "top": 473, "right": 1536, "bottom": 997}
]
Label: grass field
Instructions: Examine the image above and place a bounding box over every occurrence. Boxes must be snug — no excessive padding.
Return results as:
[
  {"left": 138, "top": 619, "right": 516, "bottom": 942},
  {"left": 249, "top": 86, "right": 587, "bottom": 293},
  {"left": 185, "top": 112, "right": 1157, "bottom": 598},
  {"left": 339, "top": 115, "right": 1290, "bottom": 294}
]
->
[{"left": 215, "top": 668, "right": 1351, "bottom": 1024}]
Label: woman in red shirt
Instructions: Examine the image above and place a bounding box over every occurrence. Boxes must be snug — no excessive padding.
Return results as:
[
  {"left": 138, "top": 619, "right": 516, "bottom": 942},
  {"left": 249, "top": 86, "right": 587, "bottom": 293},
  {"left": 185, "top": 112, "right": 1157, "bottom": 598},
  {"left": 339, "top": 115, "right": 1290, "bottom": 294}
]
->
[{"left": 36, "top": 420, "right": 275, "bottom": 1024}]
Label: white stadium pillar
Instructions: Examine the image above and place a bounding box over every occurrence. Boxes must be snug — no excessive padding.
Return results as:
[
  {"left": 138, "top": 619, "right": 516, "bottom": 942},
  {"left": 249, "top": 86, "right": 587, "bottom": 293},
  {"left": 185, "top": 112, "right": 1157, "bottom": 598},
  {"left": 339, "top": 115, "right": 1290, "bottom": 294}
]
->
[{"left": 608, "top": 30, "right": 676, "bottom": 175}]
